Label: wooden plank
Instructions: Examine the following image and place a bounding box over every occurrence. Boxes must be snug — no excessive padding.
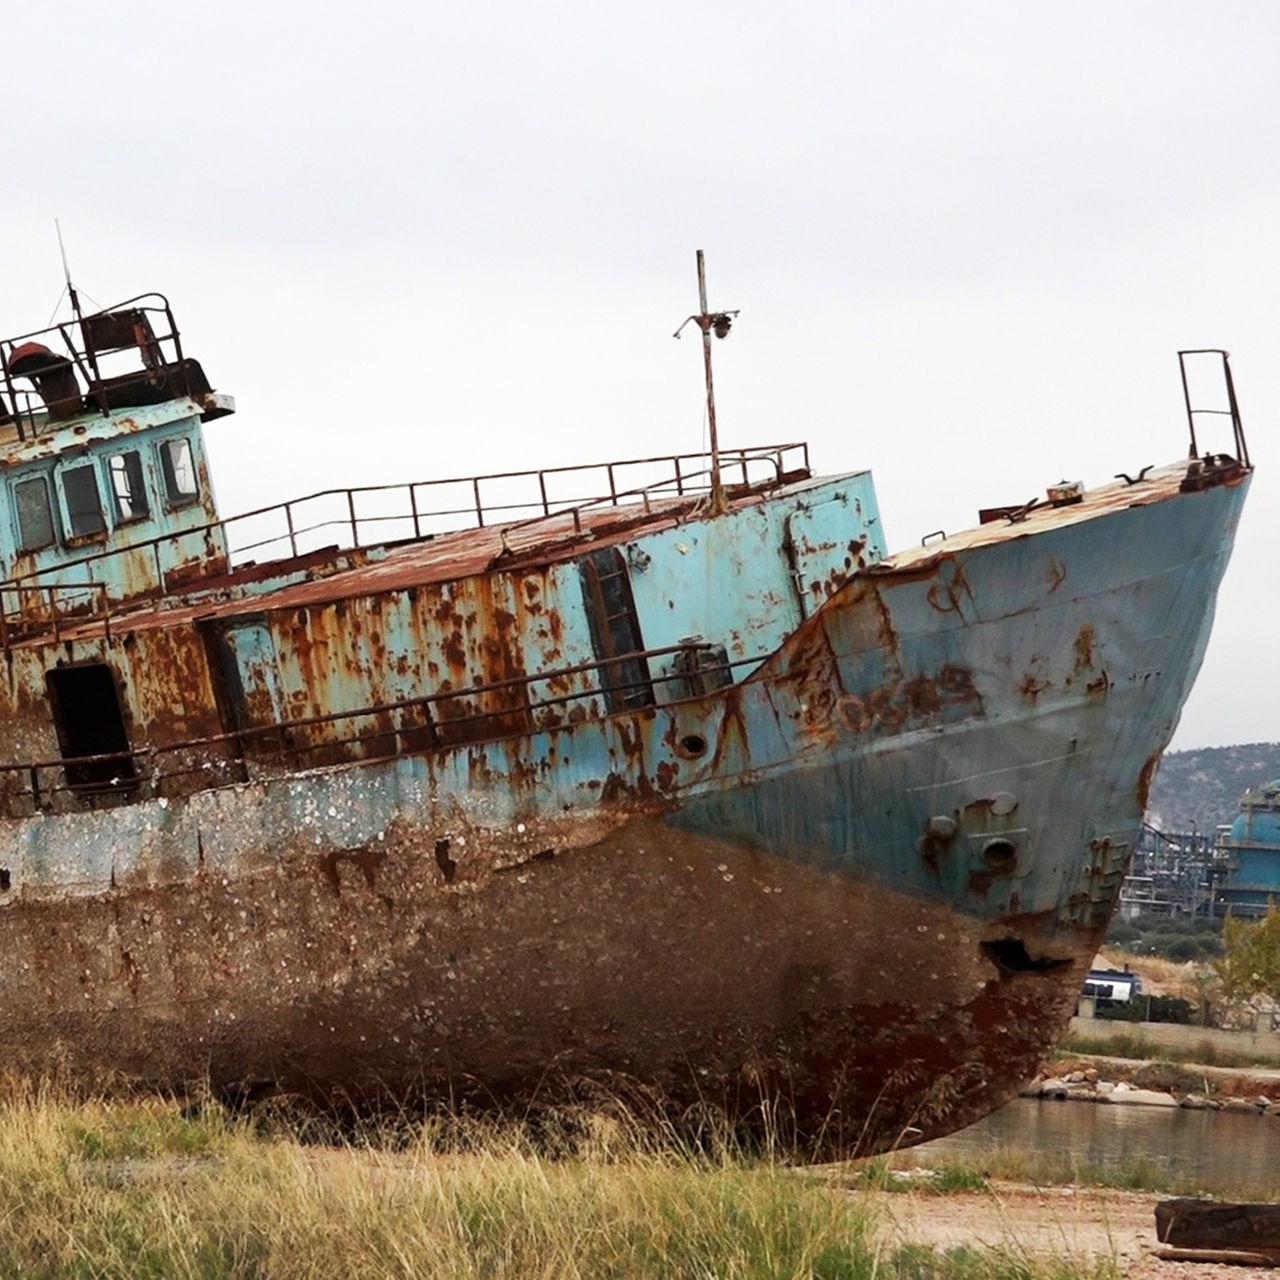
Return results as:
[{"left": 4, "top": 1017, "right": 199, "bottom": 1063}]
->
[
  {"left": 1156, "top": 1199, "right": 1280, "bottom": 1260},
  {"left": 1157, "top": 1249, "right": 1278, "bottom": 1268}
]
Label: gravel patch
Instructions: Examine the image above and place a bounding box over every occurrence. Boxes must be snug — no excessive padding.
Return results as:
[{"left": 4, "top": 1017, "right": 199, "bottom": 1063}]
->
[{"left": 870, "top": 1183, "right": 1278, "bottom": 1278}]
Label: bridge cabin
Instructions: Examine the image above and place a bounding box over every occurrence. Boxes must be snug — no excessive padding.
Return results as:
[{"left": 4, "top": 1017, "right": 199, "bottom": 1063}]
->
[{"left": 0, "top": 295, "right": 232, "bottom": 604}]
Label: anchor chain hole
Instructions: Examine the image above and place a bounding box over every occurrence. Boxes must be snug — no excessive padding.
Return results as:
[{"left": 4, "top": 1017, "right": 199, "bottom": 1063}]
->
[{"left": 982, "top": 838, "right": 1018, "bottom": 874}]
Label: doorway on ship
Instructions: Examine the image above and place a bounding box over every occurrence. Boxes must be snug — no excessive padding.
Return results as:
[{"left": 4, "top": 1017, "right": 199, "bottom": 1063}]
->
[{"left": 45, "top": 662, "right": 138, "bottom": 795}]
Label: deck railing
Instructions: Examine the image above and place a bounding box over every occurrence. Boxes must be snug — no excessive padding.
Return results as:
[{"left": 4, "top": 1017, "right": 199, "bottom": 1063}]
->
[
  {"left": 0, "top": 295, "right": 187, "bottom": 440},
  {"left": 0, "top": 442, "right": 809, "bottom": 646},
  {"left": 0, "top": 581, "right": 113, "bottom": 649},
  {"left": 223, "top": 441, "right": 807, "bottom": 564},
  {"left": 0, "top": 639, "right": 747, "bottom": 816}
]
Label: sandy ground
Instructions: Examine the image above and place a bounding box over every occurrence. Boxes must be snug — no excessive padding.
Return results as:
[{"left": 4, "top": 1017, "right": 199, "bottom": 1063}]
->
[{"left": 871, "top": 1183, "right": 1277, "bottom": 1278}]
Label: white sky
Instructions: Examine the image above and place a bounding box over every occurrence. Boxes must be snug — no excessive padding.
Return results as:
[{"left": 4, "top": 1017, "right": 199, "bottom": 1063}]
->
[{"left": 3, "top": 0, "right": 1276, "bottom": 750}]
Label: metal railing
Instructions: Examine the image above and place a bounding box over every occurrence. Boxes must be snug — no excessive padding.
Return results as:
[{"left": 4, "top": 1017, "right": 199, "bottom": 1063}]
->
[
  {"left": 0, "top": 581, "right": 112, "bottom": 648},
  {"left": 0, "top": 639, "right": 746, "bottom": 815},
  {"left": 0, "top": 295, "right": 187, "bottom": 440},
  {"left": 204, "top": 441, "right": 807, "bottom": 563},
  {"left": 0, "top": 442, "right": 810, "bottom": 646},
  {"left": 1178, "top": 349, "right": 1250, "bottom": 469}
]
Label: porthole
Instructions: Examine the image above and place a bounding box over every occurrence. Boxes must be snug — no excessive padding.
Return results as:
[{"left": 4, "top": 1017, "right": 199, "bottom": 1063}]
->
[{"left": 675, "top": 733, "right": 708, "bottom": 759}]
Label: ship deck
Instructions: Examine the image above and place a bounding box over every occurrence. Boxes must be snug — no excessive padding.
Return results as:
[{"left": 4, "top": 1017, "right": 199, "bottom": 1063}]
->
[
  {"left": 8, "top": 451, "right": 1246, "bottom": 649},
  {"left": 877, "top": 457, "right": 1244, "bottom": 576}
]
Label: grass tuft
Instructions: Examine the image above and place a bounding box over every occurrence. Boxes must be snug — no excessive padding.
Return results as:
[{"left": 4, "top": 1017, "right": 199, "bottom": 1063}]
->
[{"left": 885, "top": 1242, "right": 1120, "bottom": 1280}]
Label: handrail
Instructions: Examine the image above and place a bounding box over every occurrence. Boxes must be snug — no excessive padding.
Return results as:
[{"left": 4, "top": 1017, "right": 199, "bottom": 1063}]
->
[
  {"left": 1178, "top": 349, "right": 1250, "bottom": 469},
  {"left": 0, "top": 579, "right": 113, "bottom": 648},
  {"left": 0, "top": 639, "right": 746, "bottom": 812},
  {"left": 0, "top": 295, "right": 183, "bottom": 441},
  {"left": 0, "top": 442, "right": 810, "bottom": 646}
]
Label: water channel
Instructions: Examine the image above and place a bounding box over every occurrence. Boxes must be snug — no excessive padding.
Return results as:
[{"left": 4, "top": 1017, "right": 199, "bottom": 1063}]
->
[{"left": 910, "top": 1096, "right": 1280, "bottom": 1197}]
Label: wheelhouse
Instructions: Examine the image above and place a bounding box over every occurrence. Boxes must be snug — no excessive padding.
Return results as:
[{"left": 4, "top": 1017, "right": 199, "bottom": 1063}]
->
[{"left": 0, "top": 295, "right": 233, "bottom": 600}]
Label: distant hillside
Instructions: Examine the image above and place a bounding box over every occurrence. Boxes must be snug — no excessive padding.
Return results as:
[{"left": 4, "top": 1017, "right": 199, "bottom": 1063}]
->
[{"left": 1147, "top": 741, "right": 1280, "bottom": 834}]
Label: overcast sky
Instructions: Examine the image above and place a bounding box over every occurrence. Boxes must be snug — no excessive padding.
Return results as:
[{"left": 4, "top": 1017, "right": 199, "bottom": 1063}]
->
[{"left": 3, "top": 1, "right": 1276, "bottom": 750}]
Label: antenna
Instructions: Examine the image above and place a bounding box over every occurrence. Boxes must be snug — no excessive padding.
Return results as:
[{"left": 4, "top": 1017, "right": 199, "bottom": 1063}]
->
[
  {"left": 55, "top": 218, "right": 83, "bottom": 322},
  {"left": 673, "top": 250, "right": 739, "bottom": 515}
]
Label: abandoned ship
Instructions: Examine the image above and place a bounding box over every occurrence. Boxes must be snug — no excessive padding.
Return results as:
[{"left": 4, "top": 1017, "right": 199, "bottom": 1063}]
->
[{"left": 0, "top": 265, "right": 1252, "bottom": 1154}]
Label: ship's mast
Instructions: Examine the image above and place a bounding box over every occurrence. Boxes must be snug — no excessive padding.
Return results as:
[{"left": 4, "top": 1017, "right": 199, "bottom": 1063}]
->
[
  {"left": 674, "top": 250, "right": 739, "bottom": 515},
  {"left": 55, "top": 219, "right": 84, "bottom": 324}
]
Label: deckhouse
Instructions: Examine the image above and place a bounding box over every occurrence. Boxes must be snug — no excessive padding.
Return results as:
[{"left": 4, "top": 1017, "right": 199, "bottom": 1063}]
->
[
  {"left": 0, "top": 296, "right": 231, "bottom": 589},
  {"left": 0, "top": 291, "right": 873, "bottom": 821}
]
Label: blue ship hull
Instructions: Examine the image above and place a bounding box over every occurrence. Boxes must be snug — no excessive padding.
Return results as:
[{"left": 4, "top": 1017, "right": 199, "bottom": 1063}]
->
[{"left": 0, "top": 294, "right": 1252, "bottom": 1154}]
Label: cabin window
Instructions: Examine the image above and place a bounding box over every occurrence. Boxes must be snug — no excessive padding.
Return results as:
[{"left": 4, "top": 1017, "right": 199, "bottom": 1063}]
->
[
  {"left": 159, "top": 437, "right": 198, "bottom": 505},
  {"left": 62, "top": 464, "right": 107, "bottom": 539},
  {"left": 108, "top": 450, "right": 150, "bottom": 522},
  {"left": 45, "top": 663, "right": 137, "bottom": 794},
  {"left": 14, "top": 476, "right": 56, "bottom": 551}
]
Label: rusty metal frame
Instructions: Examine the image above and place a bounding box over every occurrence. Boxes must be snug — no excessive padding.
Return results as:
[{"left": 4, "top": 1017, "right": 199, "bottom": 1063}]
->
[
  {"left": 1178, "top": 349, "right": 1250, "bottom": 468},
  {"left": 0, "top": 295, "right": 184, "bottom": 437},
  {"left": 0, "top": 580, "right": 112, "bottom": 648}
]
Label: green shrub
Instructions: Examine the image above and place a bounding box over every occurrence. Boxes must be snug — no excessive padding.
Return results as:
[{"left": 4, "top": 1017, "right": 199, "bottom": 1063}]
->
[
  {"left": 930, "top": 1165, "right": 990, "bottom": 1193},
  {"left": 1097, "top": 995, "right": 1194, "bottom": 1025},
  {"left": 1132, "top": 1061, "right": 1202, "bottom": 1094},
  {"left": 1106, "top": 913, "right": 1225, "bottom": 961}
]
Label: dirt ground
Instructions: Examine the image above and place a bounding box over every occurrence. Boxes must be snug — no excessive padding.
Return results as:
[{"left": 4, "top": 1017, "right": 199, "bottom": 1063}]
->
[{"left": 871, "top": 1182, "right": 1277, "bottom": 1278}]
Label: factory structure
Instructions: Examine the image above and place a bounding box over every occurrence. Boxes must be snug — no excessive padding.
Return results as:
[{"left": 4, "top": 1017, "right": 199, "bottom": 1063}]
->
[{"left": 1123, "top": 780, "right": 1280, "bottom": 919}]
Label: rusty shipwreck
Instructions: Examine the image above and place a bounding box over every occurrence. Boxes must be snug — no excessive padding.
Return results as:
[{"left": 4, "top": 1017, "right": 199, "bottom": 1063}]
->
[{"left": 0, "top": 268, "right": 1252, "bottom": 1155}]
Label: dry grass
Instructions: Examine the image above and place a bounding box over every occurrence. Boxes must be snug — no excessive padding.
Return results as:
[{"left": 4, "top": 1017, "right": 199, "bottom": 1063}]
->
[{"left": 0, "top": 1082, "right": 1126, "bottom": 1279}]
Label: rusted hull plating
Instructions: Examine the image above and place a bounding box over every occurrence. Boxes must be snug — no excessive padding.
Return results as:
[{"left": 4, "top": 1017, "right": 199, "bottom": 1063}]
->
[
  {"left": 0, "top": 459, "right": 1249, "bottom": 1155},
  {"left": 0, "top": 822, "right": 1085, "bottom": 1153}
]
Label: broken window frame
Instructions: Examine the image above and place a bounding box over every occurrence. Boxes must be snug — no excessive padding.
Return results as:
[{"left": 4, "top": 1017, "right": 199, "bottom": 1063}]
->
[
  {"left": 107, "top": 448, "right": 151, "bottom": 524},
  {"left": 158, "top": 435, "right": 199, "bottom": 507}
]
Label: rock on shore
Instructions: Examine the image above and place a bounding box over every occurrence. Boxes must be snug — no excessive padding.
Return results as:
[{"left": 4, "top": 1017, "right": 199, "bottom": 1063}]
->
[{"left": 1023, "top": 1068, "right": 1278, "bottom": 1114}]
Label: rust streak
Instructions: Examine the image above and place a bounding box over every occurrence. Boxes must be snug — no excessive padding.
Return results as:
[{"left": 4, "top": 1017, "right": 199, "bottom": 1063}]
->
[
  {"left": 1136, "top": 751, "right": 1161, "bottom": 813},
  {"left": 1073, "top": 625, "right": 1095, "bottom": 672}
]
